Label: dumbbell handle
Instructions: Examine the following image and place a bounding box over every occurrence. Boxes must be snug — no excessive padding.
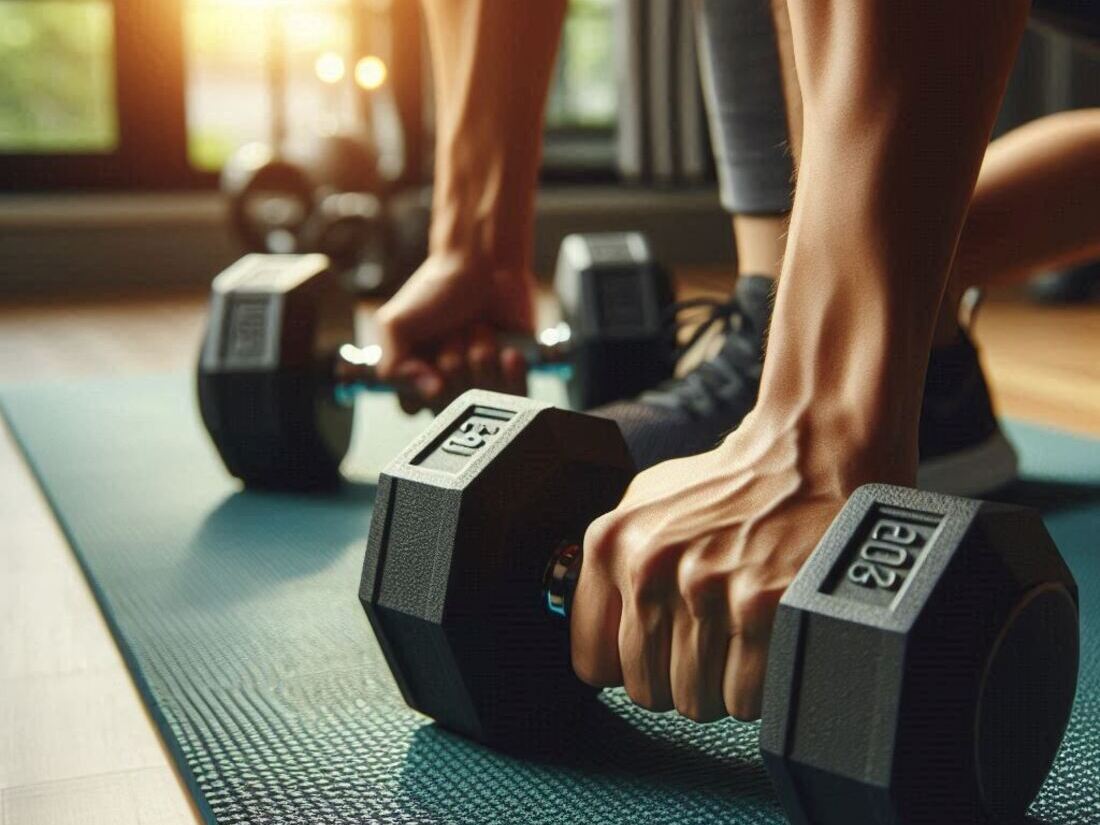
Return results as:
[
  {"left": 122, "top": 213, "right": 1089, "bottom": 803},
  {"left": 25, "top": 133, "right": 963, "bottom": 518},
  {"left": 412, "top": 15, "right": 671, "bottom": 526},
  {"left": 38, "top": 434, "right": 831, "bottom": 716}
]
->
[
  {"left": 331, "top": 323, "right": 576, "bottom": 391},
  {"left": 543, "top": 541, "right": 584, "bottom": 619}
]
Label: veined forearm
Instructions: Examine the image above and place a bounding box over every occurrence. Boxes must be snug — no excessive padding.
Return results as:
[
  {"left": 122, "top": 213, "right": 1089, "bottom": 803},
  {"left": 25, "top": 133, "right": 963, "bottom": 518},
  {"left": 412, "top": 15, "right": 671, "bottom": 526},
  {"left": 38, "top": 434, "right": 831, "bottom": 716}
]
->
[{"left": 755, "top": 0, "right": 1029, "bottom": 477}]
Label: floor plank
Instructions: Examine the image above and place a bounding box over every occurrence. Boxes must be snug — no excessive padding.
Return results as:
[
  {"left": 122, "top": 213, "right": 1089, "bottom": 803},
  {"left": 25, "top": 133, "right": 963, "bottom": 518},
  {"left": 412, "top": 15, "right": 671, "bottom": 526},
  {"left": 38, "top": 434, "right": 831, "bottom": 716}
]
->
[
  {"left": 0, "top": 421, "right": 198, "bottom": 821},
  {"left": 0, "top": 667, "right": 173, "bottom": 791},
  {"left": 0, "top": 276, "right": 1096, "bottom": 435},
  {"left": 973, "top": 297, "right": 1100, "bottom": 437},
  {"left": 0, "top": 427, "right": 122, "bottom": 680},
  {"left": 1, "top": 768, "right": 197, "bottom": 825}
]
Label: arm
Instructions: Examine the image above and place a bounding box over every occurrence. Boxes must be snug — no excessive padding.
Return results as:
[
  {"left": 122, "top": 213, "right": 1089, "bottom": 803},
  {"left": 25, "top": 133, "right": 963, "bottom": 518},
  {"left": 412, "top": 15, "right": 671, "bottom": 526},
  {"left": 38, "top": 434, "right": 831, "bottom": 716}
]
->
[
  {"left": 934, "top": 107, "right": 1100, "bottom": 344},
  {"left": 376, "top": 0, "right": 567, "bottom": 411},
  {"left": 572, "top": 0, "right": 1031, "bottom": 722},
  {"left": 762, "top": 0, "right": 1030, "bottom": 475}
]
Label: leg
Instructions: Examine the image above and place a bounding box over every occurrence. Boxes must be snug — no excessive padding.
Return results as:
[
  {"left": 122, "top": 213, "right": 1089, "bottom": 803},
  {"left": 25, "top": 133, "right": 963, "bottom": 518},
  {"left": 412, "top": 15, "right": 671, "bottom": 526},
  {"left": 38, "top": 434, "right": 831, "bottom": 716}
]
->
[
  {"left": 933, "top": 108, "right": 1100, "bottom": 344},
  {"left": 375, "top": 1, "right": 567, "bottom": 409},
  {"left": 422, "top": 0, "right": 565, "bottom": 273},
  {"left": 594, "top": 0, "right": 800, "bottom": 469},
  {"left": 575, "top": 0, "right": 1032, "bottom": 726},
  {"left": 694, "top": 0, "right": 794, "bottom": 278}
]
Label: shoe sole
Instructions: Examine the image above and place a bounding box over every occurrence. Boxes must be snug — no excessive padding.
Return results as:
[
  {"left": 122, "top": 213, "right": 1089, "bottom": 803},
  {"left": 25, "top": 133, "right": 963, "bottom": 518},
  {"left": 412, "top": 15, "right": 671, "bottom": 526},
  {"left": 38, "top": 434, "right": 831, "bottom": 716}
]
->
[{"left": 917, "top": 429, "right": 1019, "bottom": 498}]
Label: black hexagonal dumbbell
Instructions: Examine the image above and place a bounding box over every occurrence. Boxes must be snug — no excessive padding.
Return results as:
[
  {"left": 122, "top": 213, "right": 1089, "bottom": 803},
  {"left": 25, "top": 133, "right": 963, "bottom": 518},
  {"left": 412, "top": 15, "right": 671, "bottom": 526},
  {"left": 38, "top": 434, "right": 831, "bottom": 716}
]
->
[
  {"left": 360, "top": 390, "right": 1079, "bottom": 825},
  {"left": 554, "top": 232, "right": 675, "bottom": 410},
  {"left": 198, "top": 233, "right": 675, "bottom": 491}
]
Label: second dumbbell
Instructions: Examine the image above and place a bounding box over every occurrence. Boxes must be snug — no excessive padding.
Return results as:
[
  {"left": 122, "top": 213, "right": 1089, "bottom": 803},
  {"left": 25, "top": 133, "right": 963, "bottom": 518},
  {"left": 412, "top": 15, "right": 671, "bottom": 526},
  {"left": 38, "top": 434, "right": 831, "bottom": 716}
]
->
[{"left": 198, "top": 234, "right": 675, "bottom": 490}]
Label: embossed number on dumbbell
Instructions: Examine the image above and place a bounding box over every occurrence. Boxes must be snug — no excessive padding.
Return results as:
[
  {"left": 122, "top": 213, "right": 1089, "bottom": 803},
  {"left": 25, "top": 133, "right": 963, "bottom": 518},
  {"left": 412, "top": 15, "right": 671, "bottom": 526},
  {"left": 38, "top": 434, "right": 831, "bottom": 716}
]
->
[
  {"left": 442, "top": 421, "right": 501, "bottom": 457},
  {"left": 847, "top": 519, "right": 921, "bottom": 590}
]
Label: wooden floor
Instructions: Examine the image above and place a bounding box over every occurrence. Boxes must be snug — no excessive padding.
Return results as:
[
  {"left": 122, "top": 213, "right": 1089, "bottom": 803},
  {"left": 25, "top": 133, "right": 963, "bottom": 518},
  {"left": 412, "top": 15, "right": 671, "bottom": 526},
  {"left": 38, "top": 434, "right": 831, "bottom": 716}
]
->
[
  {"left": 0, "top": 271, "right": 1097, "bottom": 824},
  {"left": 0, "top": 273, "right": 1097, "bottom": 435}
]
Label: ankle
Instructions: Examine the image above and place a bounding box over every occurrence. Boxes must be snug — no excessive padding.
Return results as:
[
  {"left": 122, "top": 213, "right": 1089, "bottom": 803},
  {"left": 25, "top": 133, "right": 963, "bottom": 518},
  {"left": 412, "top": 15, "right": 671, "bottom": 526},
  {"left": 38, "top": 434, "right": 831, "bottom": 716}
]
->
[{"left": 732, "top": 214, "right": 790, "bottom": 279}]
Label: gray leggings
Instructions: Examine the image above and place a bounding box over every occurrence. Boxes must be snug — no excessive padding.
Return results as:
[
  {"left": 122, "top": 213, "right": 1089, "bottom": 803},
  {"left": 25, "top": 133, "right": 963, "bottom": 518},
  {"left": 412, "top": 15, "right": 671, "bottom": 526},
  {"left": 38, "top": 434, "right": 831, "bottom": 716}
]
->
[
  {"left": 694, "top": 0, "right": 793, "bottom": 215},
  {"left": 694, "top": 0, "right": 1100, "bottom": 216}
]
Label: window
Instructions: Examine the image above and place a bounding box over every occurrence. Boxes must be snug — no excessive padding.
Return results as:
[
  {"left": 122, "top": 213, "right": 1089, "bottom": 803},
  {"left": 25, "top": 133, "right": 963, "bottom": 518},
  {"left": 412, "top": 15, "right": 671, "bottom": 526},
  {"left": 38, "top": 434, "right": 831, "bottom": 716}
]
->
[
  {"left": 0, "top": 0, "right": 614, "bottom": 189},
  {"left": 543, "top": 0, "right": 619, "bottom": 176},
  {"left": 0, "top": 0, "right": 118, "bottom": 153},
  {"left": 186, "top": 0, "right": 616, "bottom": 177},
  {"left": 547, "top": 0, "right": 617, "bottom": 132},
  {"left": 186, "top": 0, "right": 359, "bottom": 172}
]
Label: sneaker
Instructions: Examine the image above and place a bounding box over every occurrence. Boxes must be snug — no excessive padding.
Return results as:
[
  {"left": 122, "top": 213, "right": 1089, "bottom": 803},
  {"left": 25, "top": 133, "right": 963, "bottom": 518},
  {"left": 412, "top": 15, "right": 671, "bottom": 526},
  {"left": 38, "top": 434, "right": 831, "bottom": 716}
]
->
[
  {"left": 593, "top": 275, "right": 773, "bottom": 470},
  {"left": 916, "top": 329, "right": 1018, "bottom": 497},
  {"left": 596, "top": 278, "right": 1018, "bottom": 498}
]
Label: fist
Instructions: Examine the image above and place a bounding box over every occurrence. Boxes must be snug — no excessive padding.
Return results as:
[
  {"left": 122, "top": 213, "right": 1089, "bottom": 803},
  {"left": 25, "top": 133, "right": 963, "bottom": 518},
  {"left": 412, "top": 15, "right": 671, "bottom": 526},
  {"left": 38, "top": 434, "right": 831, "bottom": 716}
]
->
[
  {"left": 375, "top": 253, "right": 536, "bottom": 413},
  {"left": 569, "top": 430, "right": 846, "bottom": 721}
]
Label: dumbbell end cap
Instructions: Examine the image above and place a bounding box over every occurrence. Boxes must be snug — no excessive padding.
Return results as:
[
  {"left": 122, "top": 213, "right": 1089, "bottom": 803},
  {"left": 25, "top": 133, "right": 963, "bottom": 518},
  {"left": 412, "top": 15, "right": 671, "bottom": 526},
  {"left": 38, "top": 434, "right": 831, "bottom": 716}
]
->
[{"left": 761, "top": 484, "right": 1079, "bottom": 825}]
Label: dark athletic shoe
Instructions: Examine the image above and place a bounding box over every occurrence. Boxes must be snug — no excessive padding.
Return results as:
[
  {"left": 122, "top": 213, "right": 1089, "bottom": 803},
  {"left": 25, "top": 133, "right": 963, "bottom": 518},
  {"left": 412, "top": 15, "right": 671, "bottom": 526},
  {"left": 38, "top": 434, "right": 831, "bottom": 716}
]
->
[
  {"left": 593, "top": 275, "right": 773, "bottom": 470},
  {"left": 596, "top": 279, "right": 1018, "bottom": 497},
  {"left": 916, "top": 330, "right": 1018, "bottom": 496}
]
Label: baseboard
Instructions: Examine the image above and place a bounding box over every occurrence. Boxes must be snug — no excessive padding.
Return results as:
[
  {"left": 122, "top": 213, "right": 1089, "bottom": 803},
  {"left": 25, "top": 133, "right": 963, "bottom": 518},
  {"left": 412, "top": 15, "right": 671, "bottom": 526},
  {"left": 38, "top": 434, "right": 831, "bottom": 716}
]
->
[{"left": 0, "top": 186, "right": 732, "bottom": 297}]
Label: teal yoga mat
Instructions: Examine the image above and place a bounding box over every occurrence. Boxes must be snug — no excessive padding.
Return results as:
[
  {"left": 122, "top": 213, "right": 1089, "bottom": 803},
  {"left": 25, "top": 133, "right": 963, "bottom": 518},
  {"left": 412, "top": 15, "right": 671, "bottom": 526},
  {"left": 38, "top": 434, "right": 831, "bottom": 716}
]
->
[{"left": 2, "top": 374, "right": 1098, "bottom": 824}]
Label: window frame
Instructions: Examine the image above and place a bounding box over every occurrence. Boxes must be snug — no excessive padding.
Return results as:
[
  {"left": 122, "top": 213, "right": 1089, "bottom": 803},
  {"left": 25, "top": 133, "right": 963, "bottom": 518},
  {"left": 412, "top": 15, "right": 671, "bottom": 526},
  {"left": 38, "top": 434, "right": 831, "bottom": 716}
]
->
[
  {"left": 0, "top": 0, "right": 615, "bottom": 192},
  {"left": 0, "top": 0, "right": 203, "bottom": 191}
]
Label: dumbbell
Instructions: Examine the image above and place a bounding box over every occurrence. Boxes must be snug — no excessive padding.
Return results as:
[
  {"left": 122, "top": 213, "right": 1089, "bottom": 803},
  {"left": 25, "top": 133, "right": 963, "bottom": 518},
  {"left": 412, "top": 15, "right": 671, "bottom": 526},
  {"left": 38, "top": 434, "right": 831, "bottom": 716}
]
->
[
  {"left": 299, "top": 190, "right": 388, "bottom": 276},
  {"left": 198, "top": 233, "right": 675, "bottom": 490},
  {"left": 221, "top": 134, "right": 386, "bottom": 261},
  {"left": 221, "top": 142, "right": 315, "bottom": 254},
  {"left": 360, "top": 390, "right": 1079, "bottom": 825}
]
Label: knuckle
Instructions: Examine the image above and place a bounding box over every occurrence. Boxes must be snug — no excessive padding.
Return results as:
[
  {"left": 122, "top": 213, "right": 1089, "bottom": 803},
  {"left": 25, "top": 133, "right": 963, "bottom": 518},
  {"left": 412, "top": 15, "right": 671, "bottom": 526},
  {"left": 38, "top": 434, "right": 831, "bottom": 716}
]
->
[
  {"left": 673, "top": 696, "right": 723, "bottom": 723},
  {"left": 678, "top": 560, "right": 728, "bottom": 617},
  {"left": 624, "top": 548, "right": 653, "bottom": 594},
  {"left": 571, "top": 651, "right": 601, "bottom": 687},
  {"left": 624, "top": 681, "right": 665, "bottom": 712},
  {"left": 375, "top": 305, "right": 402, "bottom": 337},
  {"left": 729, "top": 581, "right": 780, "bottom": 634},
  {"left": 726, "top": 693, "right": 762, "bottom": 722},
  {"left": 622, "top": 532, "right": 670, "bottom": 599},
  {"left": 467, "top": 330, "right": 498, "bottom": 360},
  {"left": 582, "top": 514, "right": 618, "bottom": 569},
  {"left": 437, "top": 352, "right": 463, "bottom": 376}
]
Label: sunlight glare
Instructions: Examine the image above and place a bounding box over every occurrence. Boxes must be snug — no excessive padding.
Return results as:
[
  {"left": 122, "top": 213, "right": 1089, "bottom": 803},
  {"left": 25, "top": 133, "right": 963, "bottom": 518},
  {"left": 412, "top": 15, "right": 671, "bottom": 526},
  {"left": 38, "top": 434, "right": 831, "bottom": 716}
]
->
[
  {"left": 315, "top": 51, "right": 346, "bottom": 84},
  {"left": 354, "top": 55, "right": 387, "bottom": 90}
]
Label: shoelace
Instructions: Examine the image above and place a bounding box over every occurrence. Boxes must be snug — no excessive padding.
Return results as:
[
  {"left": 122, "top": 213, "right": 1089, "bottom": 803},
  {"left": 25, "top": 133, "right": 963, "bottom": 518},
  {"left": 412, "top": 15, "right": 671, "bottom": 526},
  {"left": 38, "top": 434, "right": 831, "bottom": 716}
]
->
[
  {"left": 665, "top": 294, "right": 743, "bottom": 357},
  {"left": 643, "top": 294, "right": 765, "bottom": 418}
]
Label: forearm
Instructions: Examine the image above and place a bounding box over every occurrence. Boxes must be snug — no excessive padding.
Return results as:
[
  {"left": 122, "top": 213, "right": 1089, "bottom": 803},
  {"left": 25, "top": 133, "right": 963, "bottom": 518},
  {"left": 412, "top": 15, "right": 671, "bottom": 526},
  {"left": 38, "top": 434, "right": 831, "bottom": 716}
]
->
[
  {"left": 423, "top": 0, "right": 567, "bottom": 271},
  {"left": 756, "top": 0, "right": 1028, "bottom": 480}
]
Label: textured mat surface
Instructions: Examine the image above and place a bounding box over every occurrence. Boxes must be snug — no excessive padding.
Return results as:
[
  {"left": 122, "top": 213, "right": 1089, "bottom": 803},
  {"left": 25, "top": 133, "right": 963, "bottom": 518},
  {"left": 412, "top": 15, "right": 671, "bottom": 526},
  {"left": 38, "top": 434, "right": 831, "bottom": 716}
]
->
[{"left": 2, "top": 374, "right": 1099, "bottom": 824}]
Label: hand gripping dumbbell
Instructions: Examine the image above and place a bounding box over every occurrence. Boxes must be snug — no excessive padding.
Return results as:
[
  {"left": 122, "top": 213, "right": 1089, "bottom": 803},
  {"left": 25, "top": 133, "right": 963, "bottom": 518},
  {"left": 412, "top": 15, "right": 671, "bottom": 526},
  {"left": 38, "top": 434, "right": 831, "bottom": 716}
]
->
[
  {"left": 199, "top": 232, "right": 675, "bottom": 490},
  {"left": 360, "top": 390, "right": 1079, "bottom": 825}
]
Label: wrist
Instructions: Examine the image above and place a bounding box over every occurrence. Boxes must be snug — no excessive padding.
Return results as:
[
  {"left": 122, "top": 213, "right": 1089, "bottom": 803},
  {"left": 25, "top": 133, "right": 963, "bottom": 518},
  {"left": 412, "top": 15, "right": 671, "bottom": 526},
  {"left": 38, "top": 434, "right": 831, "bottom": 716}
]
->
[
  {"left": 399, "top": 250, "right": 537, "bottom": 335},
  {"left": 751, "top": 263, "right": 930, "bottom": 486},
  {"left": 429, "top": 140, "right": 540, "bottom": 274},
  {"left": 736, "top": 393, "right": 918, "bottom": 493},
  {"left": 428, "top": 197, "right": 535, "bottom": 276}
]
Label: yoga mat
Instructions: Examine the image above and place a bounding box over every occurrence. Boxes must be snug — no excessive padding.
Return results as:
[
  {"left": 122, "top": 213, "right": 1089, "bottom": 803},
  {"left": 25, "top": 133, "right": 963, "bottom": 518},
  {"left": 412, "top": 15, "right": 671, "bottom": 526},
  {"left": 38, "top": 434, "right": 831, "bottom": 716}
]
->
[{"left": 2, "top": 374, "right": 1098, "bottom": 824}]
